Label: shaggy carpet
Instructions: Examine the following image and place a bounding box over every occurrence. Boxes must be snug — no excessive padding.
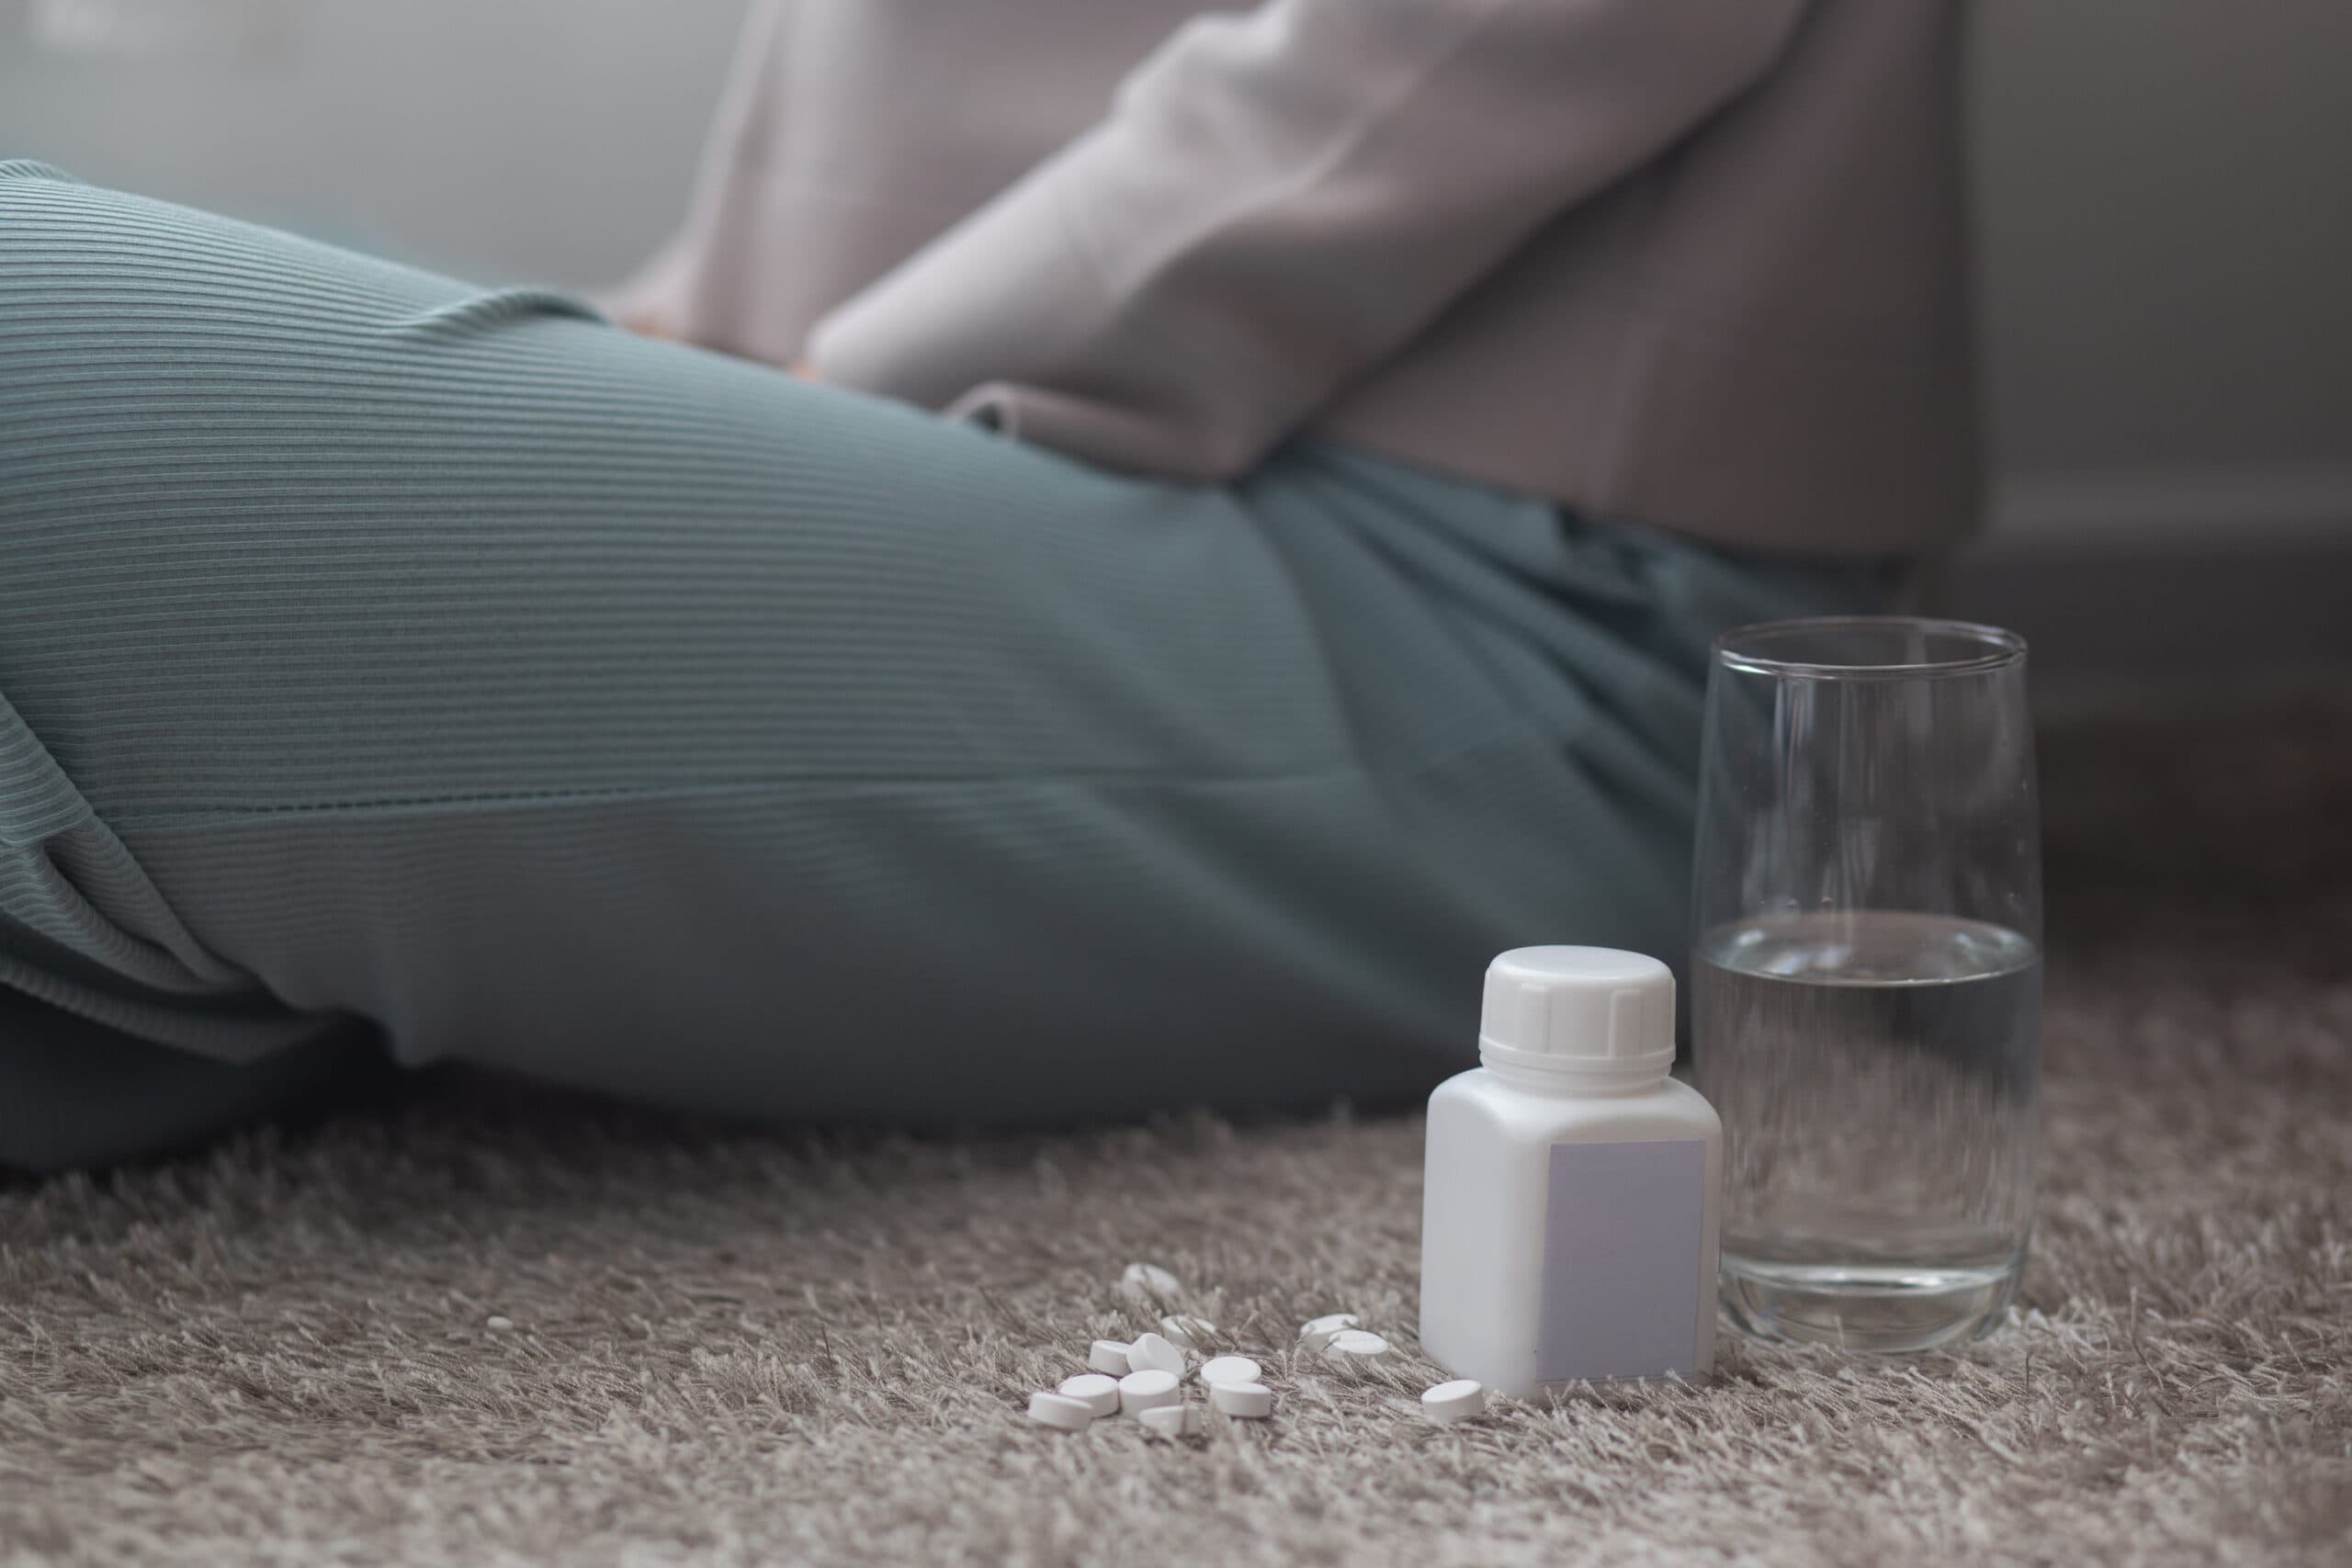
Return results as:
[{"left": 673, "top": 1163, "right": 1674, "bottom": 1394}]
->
[{"left": 2, "top": 698, "right": 2346, "bottom": 1567}]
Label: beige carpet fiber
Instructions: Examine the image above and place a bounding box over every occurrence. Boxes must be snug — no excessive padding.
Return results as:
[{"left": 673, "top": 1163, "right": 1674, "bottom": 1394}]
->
[{"left": 3, "top": 700, "right": 2347, "bottom": 1567}]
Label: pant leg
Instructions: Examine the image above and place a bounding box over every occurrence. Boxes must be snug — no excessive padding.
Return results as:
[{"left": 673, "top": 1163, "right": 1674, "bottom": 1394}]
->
[{"left": 0, "top": 163, "right": 1895, "bottom": 1167}]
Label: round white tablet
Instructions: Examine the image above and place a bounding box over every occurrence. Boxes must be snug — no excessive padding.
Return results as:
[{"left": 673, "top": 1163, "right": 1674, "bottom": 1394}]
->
[
  {"left": 1127, "top": 1331, "right": 1187, "bottom": 1378},
  {"left": 1197, "top": 1355, "right": 1261, "bottom": 1388},
  {"left": 1138, "top": 1403, "right": 1204, "bottom": 1438},
  {"left": 1117, "top": 1368, "right": 1181, "bottom": 1416},
  {"left": 1088, "top": 1338, "right": 1133, "bottom": 1377},
  {"left": 1159, "top": 1314, "right": 1218, "bottom": 1348},
  {"left": 1420, "top": 1379, "right": 1486, "bottom": 1423},
  {"left": 1208, "top": 1381, "right": 1273, "bottom": 1418},
  {"left": 1118, "top": 1262, "right": 1183, "bottom": 1304},
  {"left": 1296, "top": 1313, "right": 1360, "bottom": 1351},
  {"left": 1057, "top": 1372, "right": 1121, "bottom": 1418},
  {"left": 1026, "top": 1391, "right": 1094, "bottom": 1431},
  {"left": 1324, "top": 1329, "right": 1390, "bottom": 1358}
]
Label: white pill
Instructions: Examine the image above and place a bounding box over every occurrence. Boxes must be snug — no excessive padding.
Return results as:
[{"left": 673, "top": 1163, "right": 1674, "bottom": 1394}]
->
[
  {"left": 1198, "top": 1355, "right": 1261, "bottom": 1388},
  {"left": 1118, "top": 1368, "right": 1181, "bottom": 1416},
  {"left": 1127, "top": 1331, "right": 1187, "bottom": 1379},
  {"left": 484, "top": 1315, "right": 514, "bottom": 1333},
  {"left": 1324, "top": 1329, "right": 1390, "bottom": 1358},
  {"left": 1026, "top": 1391, "right": 1094, "bottom": 1431},
  {"left": 1057, "top": 1373, "right": 1121, "bottom": 1418},
  {"left": 1159, "top": 1314, "right": 1218, "bottom": 1348},
  {"left": 1296, "top": 1313, "right": 1359, "bottom": 1351},
  {"left": 1209, "top": 1381, "right": 1273, "bottom": 1418},
  {"left": 1087, "top": 1339, "right": 1133, "bottom": 1377},
  {"left": 1119, "top": 1262, "right": 1184, "bottom": 1304},
  {"left": 1138, "top": 1403, "right": 1204, "bottom": 1439},
  {"left": 1421, "top": 1379, "right": 1486, "bottom": 1423}
]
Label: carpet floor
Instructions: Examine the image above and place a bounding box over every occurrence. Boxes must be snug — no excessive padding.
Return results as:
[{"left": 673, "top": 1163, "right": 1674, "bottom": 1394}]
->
[{"left": 2, "top": 698, "right": 2347, "bottom": 1567}]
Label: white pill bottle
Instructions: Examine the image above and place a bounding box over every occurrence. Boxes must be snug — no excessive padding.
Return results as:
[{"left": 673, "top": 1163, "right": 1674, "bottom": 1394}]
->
[{"left": 1419, "top": 947, "right": 1721, "bottom": 1397}]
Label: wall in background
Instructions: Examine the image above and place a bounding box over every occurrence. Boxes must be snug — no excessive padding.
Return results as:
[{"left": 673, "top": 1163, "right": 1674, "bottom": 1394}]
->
[
  {"left": 0, "top": 0, "right": 751, "bottom": 288},
  {"left": 1972, "top": 0, "right": 2352, "bottom": 540},
  {"left": 3, "top": 0, "right": 2348, "bottom": 558}
]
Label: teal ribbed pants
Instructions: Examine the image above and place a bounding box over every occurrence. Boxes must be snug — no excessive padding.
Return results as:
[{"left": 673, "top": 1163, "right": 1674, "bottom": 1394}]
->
[{"left": 0, "top": 163, "right": 1898, "bottom": 1169}]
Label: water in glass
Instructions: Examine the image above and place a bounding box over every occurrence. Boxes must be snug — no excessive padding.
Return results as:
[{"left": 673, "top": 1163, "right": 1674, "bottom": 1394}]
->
[{"left": 1698, "top": 909, "right": 2039, "bottom": 1349}]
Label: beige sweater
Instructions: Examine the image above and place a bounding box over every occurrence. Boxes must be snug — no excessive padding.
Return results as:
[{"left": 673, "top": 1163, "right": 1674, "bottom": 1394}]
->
[{"left": 623, "top": 0, "right": 1979, "bottom": 558}]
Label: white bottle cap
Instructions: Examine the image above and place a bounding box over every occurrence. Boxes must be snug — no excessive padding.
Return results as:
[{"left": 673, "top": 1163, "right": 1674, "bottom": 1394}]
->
[{"left": 1478, "top": 946, "right": 1676, "bottom": 1079}]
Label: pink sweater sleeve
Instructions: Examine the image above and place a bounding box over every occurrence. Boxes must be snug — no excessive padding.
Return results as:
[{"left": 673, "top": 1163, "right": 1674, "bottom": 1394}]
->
[{"left": 807, "top": 0, "right": 1809, "bottom": 479}]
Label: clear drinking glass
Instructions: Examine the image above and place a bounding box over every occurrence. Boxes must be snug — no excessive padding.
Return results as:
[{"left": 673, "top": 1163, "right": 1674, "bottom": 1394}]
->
[{"left": 1691, "top": 617, "right": 2041, "bottom": 1351}]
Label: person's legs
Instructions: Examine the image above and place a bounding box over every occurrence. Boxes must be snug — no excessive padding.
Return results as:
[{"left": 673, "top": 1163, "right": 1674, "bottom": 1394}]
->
[{"left": 0, "top": 163, "right": 1895, "bottom": 1168}]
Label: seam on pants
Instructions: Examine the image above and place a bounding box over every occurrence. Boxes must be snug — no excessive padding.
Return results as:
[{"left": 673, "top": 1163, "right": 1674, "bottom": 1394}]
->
[
  {"left": 101, "top": 764, "right": 1375, "bottom": 829},
  {"left": 101, "top": 736, "right": 1551, "bottom": 835}
]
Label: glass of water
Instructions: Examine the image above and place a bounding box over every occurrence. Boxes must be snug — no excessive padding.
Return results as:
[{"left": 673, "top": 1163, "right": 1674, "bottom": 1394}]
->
[{"left": 1691, "top": 617, "right": 2041, "bottom": 1351}]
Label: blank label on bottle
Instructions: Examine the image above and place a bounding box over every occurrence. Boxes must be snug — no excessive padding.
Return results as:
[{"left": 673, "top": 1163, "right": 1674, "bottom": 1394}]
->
[{"left": 1536, "top": 1139, "right": 1705, "bottom": 1382}]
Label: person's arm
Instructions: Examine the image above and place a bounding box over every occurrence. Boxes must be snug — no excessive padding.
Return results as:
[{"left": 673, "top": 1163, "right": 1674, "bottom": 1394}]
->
[
  {"left": 807, "top": 0, "right": 1811, "bottom": 479},
  {"left": 602, "top": 0, "right": 788, "bottom": 340}
]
